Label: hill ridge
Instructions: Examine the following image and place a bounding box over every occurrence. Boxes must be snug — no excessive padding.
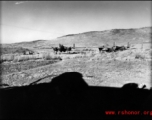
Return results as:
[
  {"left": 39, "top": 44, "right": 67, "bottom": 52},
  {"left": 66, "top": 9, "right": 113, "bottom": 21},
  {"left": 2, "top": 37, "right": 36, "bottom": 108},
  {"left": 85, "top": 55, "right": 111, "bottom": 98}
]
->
[{"left": 2, "top": 26, "right": 151, "bottom": 48}]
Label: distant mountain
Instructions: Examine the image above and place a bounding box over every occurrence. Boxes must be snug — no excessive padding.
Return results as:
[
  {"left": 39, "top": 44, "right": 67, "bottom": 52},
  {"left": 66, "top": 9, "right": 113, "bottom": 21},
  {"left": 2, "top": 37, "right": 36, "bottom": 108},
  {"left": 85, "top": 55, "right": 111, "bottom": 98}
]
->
[
  {"left": 2, "top": 27, "right": 151, "bottom": 48},
  {"left": 1, "top": 40, "right": 47, "bottom": 48}
]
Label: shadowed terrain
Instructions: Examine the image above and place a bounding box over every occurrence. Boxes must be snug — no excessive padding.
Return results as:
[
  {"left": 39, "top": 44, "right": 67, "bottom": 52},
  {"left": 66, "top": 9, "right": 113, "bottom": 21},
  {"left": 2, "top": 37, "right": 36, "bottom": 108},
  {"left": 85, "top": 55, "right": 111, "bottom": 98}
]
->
[{"left": 0, "top": 72, "right": 152, "bottom": 119}]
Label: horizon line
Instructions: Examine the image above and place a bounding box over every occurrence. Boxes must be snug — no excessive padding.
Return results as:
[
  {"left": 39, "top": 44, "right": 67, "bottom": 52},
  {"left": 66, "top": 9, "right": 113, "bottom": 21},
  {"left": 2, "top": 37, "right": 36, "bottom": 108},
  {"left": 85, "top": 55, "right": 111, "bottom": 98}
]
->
[{"left": 1, "top": 26, "right": 151, "bottom": 44}]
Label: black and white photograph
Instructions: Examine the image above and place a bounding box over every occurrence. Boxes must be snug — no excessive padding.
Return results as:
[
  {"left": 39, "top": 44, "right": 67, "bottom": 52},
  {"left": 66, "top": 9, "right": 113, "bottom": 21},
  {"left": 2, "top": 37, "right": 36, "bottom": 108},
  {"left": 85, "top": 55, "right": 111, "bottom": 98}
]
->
[{"left": 0, "top": 1, "right": 152, "bottom": 119}]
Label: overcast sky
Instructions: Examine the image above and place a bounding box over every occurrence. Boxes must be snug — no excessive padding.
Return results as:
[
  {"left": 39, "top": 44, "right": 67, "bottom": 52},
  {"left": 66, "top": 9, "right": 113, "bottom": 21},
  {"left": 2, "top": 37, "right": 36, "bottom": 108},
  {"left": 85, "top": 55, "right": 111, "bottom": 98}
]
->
[{"left": 1, "top": 1, "right": 151, "bottom": 43}]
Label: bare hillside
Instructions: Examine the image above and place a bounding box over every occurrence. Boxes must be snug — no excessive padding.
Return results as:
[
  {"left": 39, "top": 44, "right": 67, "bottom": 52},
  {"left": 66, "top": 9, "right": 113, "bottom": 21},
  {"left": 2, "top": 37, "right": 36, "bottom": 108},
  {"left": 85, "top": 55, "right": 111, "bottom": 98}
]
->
[
  {"left": 50, "top": 27, "right": 151, "bottom": 47},
  {"left": 2, "top": 27, "right": 151, "bottom": 48}
]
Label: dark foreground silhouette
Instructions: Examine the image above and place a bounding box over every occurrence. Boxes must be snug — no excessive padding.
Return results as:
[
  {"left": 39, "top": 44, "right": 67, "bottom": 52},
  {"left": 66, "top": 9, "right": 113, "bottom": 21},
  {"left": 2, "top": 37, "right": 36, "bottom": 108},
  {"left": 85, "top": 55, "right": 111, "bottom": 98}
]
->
[{"left": 0, "top": 72, "right": 152, "bottom": 119}]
